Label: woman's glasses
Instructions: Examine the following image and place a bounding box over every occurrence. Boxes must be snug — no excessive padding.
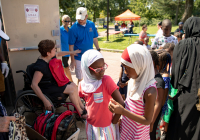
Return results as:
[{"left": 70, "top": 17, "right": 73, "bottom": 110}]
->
[
  {"left": 89, "top": 63, "right": 108, "bottom": 73},
  {"left": 64, "top": 21, "right": 70, "bottom": 23}
]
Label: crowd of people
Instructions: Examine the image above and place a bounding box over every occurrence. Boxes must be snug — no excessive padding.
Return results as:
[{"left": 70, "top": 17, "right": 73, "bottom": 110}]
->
[{"left": 0, "top": 5, "right": 200, "bottom": 140}]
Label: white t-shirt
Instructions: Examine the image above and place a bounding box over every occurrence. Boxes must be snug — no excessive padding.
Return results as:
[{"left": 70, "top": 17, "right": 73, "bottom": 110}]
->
[
  {"left": 156, "top": 28, "right": 163, "bottom": 38},
  {"left": 143, "top": 44, "right": 151, "bottom": 50},
  {"left": 151, "top": 35, "right": 178, "bottom": 49}
]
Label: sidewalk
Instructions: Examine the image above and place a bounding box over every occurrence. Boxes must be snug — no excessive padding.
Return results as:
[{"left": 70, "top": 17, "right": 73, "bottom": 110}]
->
[{"left": 70, "top": 51, "right": 122, "bottom": 139}]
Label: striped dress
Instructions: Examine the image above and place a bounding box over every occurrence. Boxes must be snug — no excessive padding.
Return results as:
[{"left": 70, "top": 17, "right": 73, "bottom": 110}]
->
[
  {"left": 86, "top": 121, "right": 120, "bottom": 140},
  {"left": 120, "top": 83, "right": 156, "bottom": 140}
]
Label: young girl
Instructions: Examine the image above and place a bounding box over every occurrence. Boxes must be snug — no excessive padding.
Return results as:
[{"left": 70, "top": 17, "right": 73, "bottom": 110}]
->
[
  {"left": 149, "top": 50, "right": 165, "bottom": 140},
  {"left": 157, "top": 51, "right": 171, "bottom": 140},
  {"left": 109, "top": 44, "right": 157, "bottom": 139},
  {"left": 79, "top": 50, "right": 124, "bottom": 140}
]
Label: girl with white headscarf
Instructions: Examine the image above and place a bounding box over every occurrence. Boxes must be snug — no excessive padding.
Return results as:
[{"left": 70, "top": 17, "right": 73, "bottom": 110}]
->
[
  {"left": 79, "top": 49, "right": 124, "bottom": 140},
  {"left": 108, "top": 44, "right": 157, "bottom": 140}
]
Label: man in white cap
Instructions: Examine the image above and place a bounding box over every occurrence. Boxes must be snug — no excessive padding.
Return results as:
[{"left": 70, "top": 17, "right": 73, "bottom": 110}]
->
[{"left": 68, "top": 7, "right": 100, "bottom": 84}]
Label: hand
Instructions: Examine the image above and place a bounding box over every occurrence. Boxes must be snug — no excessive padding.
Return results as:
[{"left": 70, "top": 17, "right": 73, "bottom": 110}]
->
[
  {"left": 108, "top": 99, "right": 124, "bottom": 115},
  {"left": 119, "top": 82, "right": 127, "bottom": 88},
  {"left": 1, "top": 62, "right": 9, "bottom": 78},
  {"left": 43, "top": 100, "right": 52, "bottom": 111},
  {"left": 70, "top": 60, "right": 76, "bottom": 71},
  {"left": 0, "top": 116, "right": 16, "bottom": 132},
  {"left": 74, "top": 49, "right": 81, "bottom": 56}
]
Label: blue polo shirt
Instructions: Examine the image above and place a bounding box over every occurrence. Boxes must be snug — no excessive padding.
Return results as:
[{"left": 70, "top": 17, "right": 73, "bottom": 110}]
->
[
  {"left": 68, "top": 20, "right": 98, "bottom": 61},
  {"left": 60, "top": 25, "right": 70, "bottom": 57}
]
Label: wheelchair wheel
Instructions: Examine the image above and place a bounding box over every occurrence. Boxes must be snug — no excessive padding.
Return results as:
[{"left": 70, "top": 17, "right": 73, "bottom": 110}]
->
[{"left": 14, "top": 90, "right": 55, "bottom": 126}]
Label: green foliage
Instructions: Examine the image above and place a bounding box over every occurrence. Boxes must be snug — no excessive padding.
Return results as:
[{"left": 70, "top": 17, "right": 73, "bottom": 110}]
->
[{"left": 193, "top": 0, "right": 200, "bottom": 16}]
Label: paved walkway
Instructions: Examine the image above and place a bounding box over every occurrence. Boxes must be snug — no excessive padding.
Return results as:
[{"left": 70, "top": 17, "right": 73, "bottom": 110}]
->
[{"left": 70, "top": 51, "right": 122, "bottom": 139}]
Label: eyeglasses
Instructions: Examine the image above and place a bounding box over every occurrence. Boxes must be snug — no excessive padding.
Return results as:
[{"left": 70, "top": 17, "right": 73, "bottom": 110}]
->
[
  {"left": 64, "top": 21, "right": 70, "bottom": 23},
  {"left": 89, "top": 63, "right": 108, "bottom": 73}
]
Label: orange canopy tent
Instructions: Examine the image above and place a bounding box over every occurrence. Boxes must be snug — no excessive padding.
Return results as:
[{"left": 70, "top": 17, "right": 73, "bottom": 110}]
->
[{"left": 115, "top": 9, "right": 140, "bottom": 21}]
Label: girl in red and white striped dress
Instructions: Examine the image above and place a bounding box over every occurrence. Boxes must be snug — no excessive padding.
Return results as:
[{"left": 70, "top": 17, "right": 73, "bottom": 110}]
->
[{"left": 109, "top": 44, "right": 157, "bottom": 140}]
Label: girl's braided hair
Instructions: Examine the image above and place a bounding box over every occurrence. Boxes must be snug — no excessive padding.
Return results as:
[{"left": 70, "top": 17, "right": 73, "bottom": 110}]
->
[
  {"left": 163, "top": 43, "right": 175, "bottom": 52},
  {"left": 158, "top": 51, "right": 171, "bottom": 73},
  {"left": 149, "top": 50, "right": 159, "bottom": 68}
]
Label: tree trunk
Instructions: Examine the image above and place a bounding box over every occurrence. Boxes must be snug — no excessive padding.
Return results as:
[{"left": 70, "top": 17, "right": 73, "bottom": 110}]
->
[
  {"left": 175, "top": 0, "right": 180, "bottom": 25},
  {"left": 93, "top": 8, "right": 96, "bottom": 22},
  {"left": 181, "top": 0, "right": 193, "bottom": 22}
]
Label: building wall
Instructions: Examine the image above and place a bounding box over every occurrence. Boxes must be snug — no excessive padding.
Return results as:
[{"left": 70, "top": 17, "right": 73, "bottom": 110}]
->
[{"left": 1, "top": 0, "right": 60, "bottom": 92}]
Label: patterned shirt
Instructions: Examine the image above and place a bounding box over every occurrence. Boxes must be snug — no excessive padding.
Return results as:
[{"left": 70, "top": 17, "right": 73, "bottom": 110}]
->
[{"left": 151, "top": 35, "right": 178, "bottom": 49}]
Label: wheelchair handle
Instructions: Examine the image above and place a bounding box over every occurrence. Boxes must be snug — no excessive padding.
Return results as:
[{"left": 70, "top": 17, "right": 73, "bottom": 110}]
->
[{"left": 16, "top": 70, "right": 26, "bottom": 74}]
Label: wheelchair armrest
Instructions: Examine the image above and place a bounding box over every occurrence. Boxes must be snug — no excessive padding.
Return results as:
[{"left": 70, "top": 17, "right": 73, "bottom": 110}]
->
[{"left": 16, "top": 70, "right": 26, "bottom": 74}]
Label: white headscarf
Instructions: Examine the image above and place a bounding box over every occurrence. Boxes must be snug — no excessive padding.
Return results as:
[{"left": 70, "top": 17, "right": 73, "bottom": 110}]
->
[
  {"left": 80, "top": 49, "right": 104, "bottom": 93},
  {"left": 121, "top": 44, "right": 156, "bottom": 100}
]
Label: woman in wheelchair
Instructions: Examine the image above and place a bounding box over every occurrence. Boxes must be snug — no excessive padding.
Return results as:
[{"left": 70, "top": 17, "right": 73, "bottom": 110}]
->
[{"left": 31, "top": 39, "right": 86, "bottom": 118}]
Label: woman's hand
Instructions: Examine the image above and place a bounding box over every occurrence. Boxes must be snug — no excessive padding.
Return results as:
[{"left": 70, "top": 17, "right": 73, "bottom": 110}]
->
[
  {"left": 109, "top": 99, "right": 124, "bottom": 115},
  {"left": 0, "top": 116, "right": 16, "bottom": 132},
  {"left": 43, "top": 99, "right": 52, "bottom": 111},
  {"left": 73, "top": 50, "right": 81, "bottom": 56}
]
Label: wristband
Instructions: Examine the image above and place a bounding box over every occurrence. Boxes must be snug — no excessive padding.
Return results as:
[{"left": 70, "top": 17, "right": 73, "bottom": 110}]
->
[{"left": 97, "top": 48, "right": 101, "bottom": 52}]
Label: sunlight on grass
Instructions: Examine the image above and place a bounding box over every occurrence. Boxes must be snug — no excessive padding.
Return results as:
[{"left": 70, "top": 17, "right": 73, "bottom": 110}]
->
[{"left": 96, "top": 25, "right": 179, "bottom": 50}]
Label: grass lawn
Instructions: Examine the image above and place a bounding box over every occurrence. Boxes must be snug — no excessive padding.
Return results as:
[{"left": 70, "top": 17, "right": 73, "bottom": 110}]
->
[{"left": 97, "top": 25, "right": 179, "bottom": 50}]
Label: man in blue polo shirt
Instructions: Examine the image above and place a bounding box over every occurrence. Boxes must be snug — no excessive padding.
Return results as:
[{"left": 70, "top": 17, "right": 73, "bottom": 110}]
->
[
  {"left": 69, "top": 7, "right": 100, "bottom": 84},
  {"left": 60, "top": 15, "right": 73, "bottom": 82}
]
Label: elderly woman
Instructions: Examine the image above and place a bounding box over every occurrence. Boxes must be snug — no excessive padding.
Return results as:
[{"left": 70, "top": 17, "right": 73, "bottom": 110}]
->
[
  {"left": 31, "top": 39, "right": 86, "bottom": 117},
  {"left": 60, "top": 15, "right": 73, "bottom": 82},
  {"left": 167, "top": 17, "right": 200, "bottom": 140},
  {"left": 139, "top": 24, "right": 147, "bottom": 43}
]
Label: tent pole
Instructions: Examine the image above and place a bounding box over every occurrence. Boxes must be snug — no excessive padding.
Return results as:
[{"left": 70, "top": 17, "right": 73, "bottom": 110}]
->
[{"left": 139, "top": 19, "right": 140, "bottom": 33}]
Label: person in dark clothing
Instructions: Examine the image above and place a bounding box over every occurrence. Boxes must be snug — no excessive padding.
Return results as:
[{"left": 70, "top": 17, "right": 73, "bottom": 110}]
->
[
  {"left": 168, "top": 17, "right": 200, "bottom": 140},
  {"left": 149, "top": 50, "right": 165, "bottom": 140},
  {"left": 174, "top": 22, "right": 184, "bottom": 33}
]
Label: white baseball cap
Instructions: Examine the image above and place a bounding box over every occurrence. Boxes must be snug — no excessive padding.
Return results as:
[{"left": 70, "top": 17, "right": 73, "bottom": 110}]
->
[
  {"left": 0, "top": 19, "right": 9, "bottom": 41},
  {"left": 76, "top": 7, "right": 87, "bottom": 20}
]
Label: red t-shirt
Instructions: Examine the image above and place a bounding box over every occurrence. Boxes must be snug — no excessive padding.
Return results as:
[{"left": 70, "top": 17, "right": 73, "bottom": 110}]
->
[{"left": 79, "top": 75, "right": 119, "bottom": 127}]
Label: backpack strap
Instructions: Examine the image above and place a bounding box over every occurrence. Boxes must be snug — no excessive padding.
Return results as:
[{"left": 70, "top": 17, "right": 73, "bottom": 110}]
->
[{"left": 51, "top": 110, "right": 72, "bottom": 140}]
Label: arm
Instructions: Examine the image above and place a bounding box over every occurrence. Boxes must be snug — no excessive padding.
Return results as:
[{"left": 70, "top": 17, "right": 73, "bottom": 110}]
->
[
  {"left": 93, "top": 38, "right": 100, "bottom": 50},
  {"left": 151, "top": 37, "right": 158, "bottom": 49},
  {"left": 162, "top": 88, "right": 168, "bottom": 106},
  {"left": 109, "top": 87, "right": 157, "bottom": 125},
  {"left": 31, "top": 71, "right": 52, "bottom": 111},
  {"left": 69, "top": 44, "right": 76, "bottom": 71},
  {"left": 56, "top": 49, "right": 81, "bottom": 57},
  {"left": 150, "top": 88, "right": 164, "bottom": 132},
  {"left": 111, "top": 89, "right": 125, "bottom": 124},
  {"left": 118, "top": 67, "right": 123, "bottom": 88}
]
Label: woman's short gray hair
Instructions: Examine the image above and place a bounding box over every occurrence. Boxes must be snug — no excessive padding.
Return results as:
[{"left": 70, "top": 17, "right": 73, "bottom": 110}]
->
[{"left": 62, "top": 15, "right": 70, "bottom": 21}]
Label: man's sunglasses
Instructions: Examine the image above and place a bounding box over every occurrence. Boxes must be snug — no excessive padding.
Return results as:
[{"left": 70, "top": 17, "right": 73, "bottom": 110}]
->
[
  {"left": 64, "top": 21, "right": 70, "bottom": 23},
  {"left": 89, "top": 63, "right": 108, "bottom": 73}
]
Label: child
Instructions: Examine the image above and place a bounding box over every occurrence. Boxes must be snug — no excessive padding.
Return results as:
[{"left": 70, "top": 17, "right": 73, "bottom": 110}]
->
[
  {"left": 174, "top": 32, "right": 182, "bottom": 42},
  {"left": 117, "top": 65, "right": 129, "bottom": 100},
  {"left": 149, "top": 50, "right": 165, "bottom": 140},
  {"left": 163, "top": 43, "right": 175, "bottom": 62},
  {"left": 144, "top": 36, "right": 151, "bottom": 50},
  {"left": 117, "top": 40, "right": 143, "bottom": 100},
  {"left": 157, "top": 51, "right": 172, "bottom": 140},
  {"left": 109, "top": 44, "right": 157, "bottom": 139},
  {"left": 151, "top": 19, "right": 178, "bottom": 49},
  {"left": 79, "top": 50, "right": 124, "bottom": 140}
]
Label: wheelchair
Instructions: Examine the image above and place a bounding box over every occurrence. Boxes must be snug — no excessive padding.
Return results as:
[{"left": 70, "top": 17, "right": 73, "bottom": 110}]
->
[{"left": 14, "top": 63, "right": 85, "bottom": 126}]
